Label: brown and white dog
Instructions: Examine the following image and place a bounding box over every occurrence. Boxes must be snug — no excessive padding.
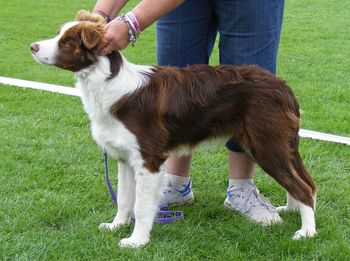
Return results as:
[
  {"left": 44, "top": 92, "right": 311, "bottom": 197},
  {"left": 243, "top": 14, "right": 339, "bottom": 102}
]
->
[{"left": 30, "top": 11, "right": 316, "bottom": 247}]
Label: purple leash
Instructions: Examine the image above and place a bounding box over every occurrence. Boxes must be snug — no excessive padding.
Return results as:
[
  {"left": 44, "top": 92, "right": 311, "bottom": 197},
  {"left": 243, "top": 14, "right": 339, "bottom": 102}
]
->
[{"left": 103, "top": 151, "right": 184, "bottom": 223}]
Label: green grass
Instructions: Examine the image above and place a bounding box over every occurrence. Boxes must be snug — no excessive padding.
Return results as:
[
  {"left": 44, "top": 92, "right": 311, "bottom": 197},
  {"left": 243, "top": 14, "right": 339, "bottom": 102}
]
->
[{"left": 1, "top": 0, "right": 350, "bottom": 260}]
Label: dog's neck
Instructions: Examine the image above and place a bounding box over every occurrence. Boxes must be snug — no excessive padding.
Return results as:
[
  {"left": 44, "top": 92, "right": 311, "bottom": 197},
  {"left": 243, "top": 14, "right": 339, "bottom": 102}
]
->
[{"left": 74, "top": 52, "right": 153, "bottom": 122}]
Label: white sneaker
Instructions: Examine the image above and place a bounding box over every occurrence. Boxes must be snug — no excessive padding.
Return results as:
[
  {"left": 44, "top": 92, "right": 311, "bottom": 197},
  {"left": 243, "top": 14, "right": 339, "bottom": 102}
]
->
[
  {"left": 224, "top": 181, "right": 282, "bottom": 225},
  {"left": 158, "top": 179, "right": 194, "bottom": 206}
]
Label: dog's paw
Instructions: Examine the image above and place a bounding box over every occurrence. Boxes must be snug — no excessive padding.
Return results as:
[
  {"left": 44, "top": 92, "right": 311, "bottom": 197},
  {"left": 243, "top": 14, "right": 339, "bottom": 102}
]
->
[
  {"left": 98, "top": 222, "right": 126, "bottom": 231},
  {"left": 292, "top": 228, "right": 317, "bottom": 240},
  {"left": 276, "top": 206, "right": 297, "bottom": 213},
  {"left": 276, "top": 206, "right": 288, "bottom": 213},
  {"left": 259, "top": 213, "right": 283, "bottom": 226},
  {"left": 119, "top": 236, "right": 149, "bottom": 248}
]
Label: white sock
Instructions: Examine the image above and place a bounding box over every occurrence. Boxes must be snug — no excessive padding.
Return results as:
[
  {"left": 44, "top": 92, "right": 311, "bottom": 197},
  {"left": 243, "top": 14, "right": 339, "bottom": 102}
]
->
[
  {"left": 228, "top": 178, "right": 253, "bottom": 189},
  {"left": 164, "top": 173, "right": 191, "bottom": 190}
]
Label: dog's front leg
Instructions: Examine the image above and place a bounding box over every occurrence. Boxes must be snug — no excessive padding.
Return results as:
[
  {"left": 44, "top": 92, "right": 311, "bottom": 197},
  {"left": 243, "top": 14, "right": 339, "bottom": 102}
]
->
[
  {"left": 119, "top": 168, "right": 162, "bottom": 248},
  {"left": 99, "top": 161, "right": 135, "bottom": 231}
]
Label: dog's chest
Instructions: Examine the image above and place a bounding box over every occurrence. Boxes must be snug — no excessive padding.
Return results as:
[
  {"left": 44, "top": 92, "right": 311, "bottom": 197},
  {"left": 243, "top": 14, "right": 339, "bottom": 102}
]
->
[
  {"left": 90, "top": 118, "right": 137, "bottom": 160},
  {"left": 77, "top": 80, "right": 138, "bottom": 161}
]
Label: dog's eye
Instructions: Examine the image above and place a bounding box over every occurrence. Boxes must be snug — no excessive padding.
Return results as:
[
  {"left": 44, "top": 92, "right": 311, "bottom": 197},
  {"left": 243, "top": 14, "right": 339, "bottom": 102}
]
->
[{"left": 61, "top": 39, "right": 73, "bottom": 48}]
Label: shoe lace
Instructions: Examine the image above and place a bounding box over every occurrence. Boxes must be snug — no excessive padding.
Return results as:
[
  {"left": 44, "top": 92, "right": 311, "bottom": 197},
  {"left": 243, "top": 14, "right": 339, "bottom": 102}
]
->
[{"left": 228, "top": 182, "right": 276, "bottom": 214}]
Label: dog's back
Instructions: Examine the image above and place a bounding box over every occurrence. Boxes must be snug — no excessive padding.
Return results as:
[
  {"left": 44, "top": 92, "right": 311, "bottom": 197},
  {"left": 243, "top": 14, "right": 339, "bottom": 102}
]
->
[
  {"left": 112, "top": 62, "right": 315, "bottom": 206},
  {"left": 112, "top": 64, "right": 299, "bottom": 152}
]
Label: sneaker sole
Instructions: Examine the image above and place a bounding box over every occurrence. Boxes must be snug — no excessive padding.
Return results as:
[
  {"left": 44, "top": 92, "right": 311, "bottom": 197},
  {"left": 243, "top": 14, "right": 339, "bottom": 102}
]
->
[
  {"left": 167, "top": 196, "right": 195, "bottom": 207},
  {"left": 223, "top": 201, "right": 282, "bottom": 226},
  {"left": 224, "top": 201, "right": 243, "bottom": 216}
]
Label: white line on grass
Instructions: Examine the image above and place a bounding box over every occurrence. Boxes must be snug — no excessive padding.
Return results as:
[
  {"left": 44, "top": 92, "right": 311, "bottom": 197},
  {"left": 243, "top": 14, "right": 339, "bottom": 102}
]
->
[
  {"left": 1, "top": 76, "right": 349, "bottom": 146},
  {"left": 299, "top": 129, "right": 350, "bottom": 146},
  {"left": 0, "top": 76, "right": 80, "bottom": 97}
]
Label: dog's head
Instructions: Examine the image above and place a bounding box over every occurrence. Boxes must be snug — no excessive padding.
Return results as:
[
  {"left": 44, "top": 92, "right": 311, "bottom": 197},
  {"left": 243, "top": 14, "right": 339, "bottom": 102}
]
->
[{"left": 30, "top": 11, "right": 107, "bottom": 72}]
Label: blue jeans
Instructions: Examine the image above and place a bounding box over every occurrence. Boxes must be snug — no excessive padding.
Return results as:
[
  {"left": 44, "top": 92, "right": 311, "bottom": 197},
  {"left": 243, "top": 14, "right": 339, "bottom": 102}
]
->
[{"left": 156, "top": 0, "right": 285, "bottom": 152}]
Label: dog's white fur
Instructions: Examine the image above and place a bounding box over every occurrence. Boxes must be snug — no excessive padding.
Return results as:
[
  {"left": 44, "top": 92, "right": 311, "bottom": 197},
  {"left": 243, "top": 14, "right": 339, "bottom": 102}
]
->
[
  {"left": 76, "top": 56, "right": 162, "bottom": 247},
  {"left": 276, "top": 193, "right": 316, "bottom": 239},
  {"left": 34, "top": 25, "right": 161, "bottom": 246},
  {"left": 32, "top": 22, "right": 317, "bottom": 247},
  {"left": 32, "top": 22, "right": 78, "bottom": 65}
]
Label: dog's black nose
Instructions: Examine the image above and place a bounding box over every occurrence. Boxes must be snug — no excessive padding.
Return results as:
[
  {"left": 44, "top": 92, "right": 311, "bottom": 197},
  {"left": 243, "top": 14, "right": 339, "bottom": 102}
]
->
[{"left": 30, "top": 43, "right": 40, "bottom": 54}]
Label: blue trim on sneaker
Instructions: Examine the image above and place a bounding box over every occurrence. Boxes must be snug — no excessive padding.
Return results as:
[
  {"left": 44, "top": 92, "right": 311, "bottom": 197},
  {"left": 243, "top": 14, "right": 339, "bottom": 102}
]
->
[
  {"left": 175, "top": 180, "right": 192, "bottom": 197},
  {"left": 227, "top": 189, "right": 243, "bottom": 199}
]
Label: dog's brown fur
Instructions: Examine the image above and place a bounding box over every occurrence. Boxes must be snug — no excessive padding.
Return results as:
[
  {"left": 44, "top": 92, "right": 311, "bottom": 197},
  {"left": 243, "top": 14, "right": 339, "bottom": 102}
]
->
[
  {"left": 54, "top": 12, "right": 122, "bottom": 77},
  {"left": 30, "top": 11, "right": 318, "bottom": 245},
  {"left": 111, "top": 64, "right": 316, "bottom": 207},
  {"left": 38, "top": 11, "right": 316, "bottom": 210},
  {"left": 38, "top": 12, "right": 316, "bottom": 207}
]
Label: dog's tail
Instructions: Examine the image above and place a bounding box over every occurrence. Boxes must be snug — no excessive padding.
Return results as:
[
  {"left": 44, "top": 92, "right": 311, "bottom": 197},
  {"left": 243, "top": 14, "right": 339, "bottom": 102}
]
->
[
  {"left": 227, "top": 69, "right": 316, "bottom": 208},
  {"left": 240, "top": 124, "right": 316, "bottom": 208}
]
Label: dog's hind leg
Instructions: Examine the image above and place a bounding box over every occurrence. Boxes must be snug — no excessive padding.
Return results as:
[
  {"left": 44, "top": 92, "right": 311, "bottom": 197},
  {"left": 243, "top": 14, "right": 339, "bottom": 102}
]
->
[
  {"left": 292, "top": 149, "right": 317, "bottom": 210},
  {"left": 288, "top": 148, "right": 317, "bottom": 240},
  {"left": 119, "top": 166, "right": 163, "bottom": 248},
  {"left": 277, "top": 149, "right": 317, "bottom": 211},
  {"left": 292, "top": 149, "right": 316, "bottom": 192},
  {"left": 99, "top": 161, "right": 136, "bottom": 231},
  {"left": 277, "top": 192, "right": 299, "bottom": 212},
  {"left": 292, "top": 201, "right": 316, "bottom": 240},
  {"left": 276, "top": 192, "right": 316, "bottom": 239},
  {"left": 249, "top": 141, "right": 316, "bottom": 239}
]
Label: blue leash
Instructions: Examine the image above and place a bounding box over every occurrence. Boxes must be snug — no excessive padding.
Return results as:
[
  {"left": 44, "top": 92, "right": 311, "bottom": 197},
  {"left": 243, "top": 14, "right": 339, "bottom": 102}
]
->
[
  {"left": 103, "top": 151, "right": 184, "bottom": 223},
  {"left": 103, "top": 151, "right": 118, "bottom": 204}
]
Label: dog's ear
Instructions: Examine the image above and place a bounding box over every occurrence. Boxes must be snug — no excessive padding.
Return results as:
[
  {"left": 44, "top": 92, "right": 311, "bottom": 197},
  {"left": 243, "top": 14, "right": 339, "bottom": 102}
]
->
[
  {"left": 80, "top": 22, "right": 105, "bottom": 50},
  {"left": 76, "top": 10, "right": 102, "bottom": 23}
]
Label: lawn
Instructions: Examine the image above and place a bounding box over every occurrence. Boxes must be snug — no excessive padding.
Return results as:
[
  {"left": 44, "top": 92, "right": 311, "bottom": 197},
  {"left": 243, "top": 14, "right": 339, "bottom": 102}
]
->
[{"left": 1, "top": 0, "right": 350, "bottom": 260}]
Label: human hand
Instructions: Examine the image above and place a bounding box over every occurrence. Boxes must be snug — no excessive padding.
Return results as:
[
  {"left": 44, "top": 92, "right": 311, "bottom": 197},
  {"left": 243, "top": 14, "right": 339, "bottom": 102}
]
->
[{"left": 100, "top": 19, "right": 130, "bottom": 55}]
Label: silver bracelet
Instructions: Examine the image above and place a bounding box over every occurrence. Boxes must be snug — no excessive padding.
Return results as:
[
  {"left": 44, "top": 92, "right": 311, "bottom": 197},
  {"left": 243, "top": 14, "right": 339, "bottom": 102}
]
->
[{"left": 117, "top": 14, "right": 139, "bottom": 47}]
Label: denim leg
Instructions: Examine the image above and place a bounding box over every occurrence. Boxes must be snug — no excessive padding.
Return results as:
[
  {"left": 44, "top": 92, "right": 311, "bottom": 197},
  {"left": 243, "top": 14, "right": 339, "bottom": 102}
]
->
[
  {"left": 156, "top": 0, "right": 217, "bottom": 67},
  {"left": 213, "top": 0, "right": 285, "bottom": 151},
  {"left": 215, "top": 0, "right": 285, "bottom": 73},
  {"left": 156, "top": 0, "right": 285, "bottom": 153}
]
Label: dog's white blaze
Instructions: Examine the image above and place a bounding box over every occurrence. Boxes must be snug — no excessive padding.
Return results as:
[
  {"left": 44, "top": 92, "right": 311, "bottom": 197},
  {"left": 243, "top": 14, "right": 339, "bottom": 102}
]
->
[{"left": 32, "top": 22, "right": 78, "bottom": 65}]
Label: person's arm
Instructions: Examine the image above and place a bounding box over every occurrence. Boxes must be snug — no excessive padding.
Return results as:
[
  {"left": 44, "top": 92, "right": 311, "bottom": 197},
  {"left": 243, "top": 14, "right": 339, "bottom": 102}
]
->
[
  {"left": 132, "top": 0, "right": 184, "bottom": 31},
  {"left": 97, "top": 0, "right": 184, "bottom": 54},
  {"left": 93, "top": 0, "right": 129, "bottom": 20}
]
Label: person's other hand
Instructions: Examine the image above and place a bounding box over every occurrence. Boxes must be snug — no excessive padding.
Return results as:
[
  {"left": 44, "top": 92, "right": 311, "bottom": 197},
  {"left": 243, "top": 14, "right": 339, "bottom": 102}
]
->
[{"left": 100, "top": 19, "right": 130, "bottom": 55}]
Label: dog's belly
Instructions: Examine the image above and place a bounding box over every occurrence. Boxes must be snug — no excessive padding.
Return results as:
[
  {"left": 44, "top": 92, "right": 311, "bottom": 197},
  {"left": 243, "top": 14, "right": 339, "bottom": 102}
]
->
[{"left": 166, "top": 135, "right": 231, "bottom": 158}]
